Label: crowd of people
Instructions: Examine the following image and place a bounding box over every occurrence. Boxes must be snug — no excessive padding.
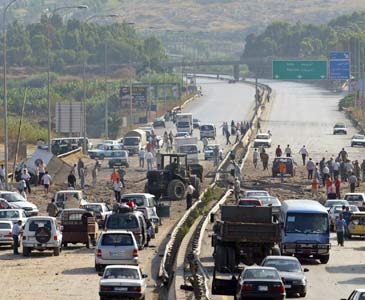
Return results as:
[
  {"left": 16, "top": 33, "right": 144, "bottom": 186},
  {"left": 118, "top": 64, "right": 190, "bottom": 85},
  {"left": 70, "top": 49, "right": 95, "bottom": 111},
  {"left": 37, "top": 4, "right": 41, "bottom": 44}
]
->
[{"left": 221, "top": 120, "right": 251, "bottom": 145}]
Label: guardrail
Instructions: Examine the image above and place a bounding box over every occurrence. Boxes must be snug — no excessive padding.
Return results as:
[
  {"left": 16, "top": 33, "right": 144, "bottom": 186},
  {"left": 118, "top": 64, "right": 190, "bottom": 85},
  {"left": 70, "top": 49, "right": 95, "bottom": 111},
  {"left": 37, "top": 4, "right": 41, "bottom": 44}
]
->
[{"left": 158, "top": 79, "right": 271, "bottom": 298}]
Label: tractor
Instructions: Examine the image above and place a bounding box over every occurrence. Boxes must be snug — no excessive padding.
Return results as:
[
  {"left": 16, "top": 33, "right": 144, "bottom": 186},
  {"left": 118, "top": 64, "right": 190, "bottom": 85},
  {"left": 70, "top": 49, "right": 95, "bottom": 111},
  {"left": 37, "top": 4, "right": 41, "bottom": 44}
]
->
[{"left": 145, "top": 153, "right": 203, "bottom": 200}]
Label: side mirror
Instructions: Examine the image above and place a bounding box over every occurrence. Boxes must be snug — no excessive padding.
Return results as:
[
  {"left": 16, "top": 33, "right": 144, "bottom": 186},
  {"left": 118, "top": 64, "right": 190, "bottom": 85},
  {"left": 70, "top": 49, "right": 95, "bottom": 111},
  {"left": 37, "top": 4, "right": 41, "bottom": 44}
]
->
[
  {"left": 303, "top": 268, "right": 309, "bottom": 272},
  {"left": 142, "top": 274, "right": 148, "bottom": 278}
]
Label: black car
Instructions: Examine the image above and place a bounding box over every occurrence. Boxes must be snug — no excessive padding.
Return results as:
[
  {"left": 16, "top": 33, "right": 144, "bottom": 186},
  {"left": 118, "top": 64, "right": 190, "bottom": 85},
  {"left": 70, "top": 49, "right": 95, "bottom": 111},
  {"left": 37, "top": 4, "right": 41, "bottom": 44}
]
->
[
  {"left": 153, "top": 117, "right": 165, "bottom": 128},
  {"left": 235, "top": 266, "right": 286, "bottom": 300},
  {"left": 261, "top": 256, "right": 308, "bottom": 298},
  {"left": 272, "top": 157, "right": 296, "bottom": 177}
]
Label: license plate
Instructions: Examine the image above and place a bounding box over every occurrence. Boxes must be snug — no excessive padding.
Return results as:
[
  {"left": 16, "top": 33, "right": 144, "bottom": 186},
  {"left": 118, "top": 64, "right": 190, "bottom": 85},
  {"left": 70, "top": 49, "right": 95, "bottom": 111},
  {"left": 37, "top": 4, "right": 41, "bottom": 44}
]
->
[
  {"left": 258, "top": 286, "right": 268, "bottom": 291},
  {"left": 114, "top": 287, "right": 128, "bottom": 291},
  {"left": 285, "top": 284, "right": 291, "bottom": 289}
]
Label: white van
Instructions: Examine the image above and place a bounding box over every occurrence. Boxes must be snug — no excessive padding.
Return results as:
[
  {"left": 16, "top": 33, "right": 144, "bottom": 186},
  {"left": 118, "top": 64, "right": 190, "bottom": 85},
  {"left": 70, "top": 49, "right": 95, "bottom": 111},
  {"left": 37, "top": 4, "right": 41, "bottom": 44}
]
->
[{"left": 200, "top": 123, "right": 216, "bottom": 139}]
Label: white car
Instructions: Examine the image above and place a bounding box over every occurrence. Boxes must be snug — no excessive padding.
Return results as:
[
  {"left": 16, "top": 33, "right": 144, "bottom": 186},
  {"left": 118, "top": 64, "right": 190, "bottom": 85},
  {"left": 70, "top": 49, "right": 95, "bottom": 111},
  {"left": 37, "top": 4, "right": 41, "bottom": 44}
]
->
[
  {"left": 200, "top": 123, "right": 216, "bottom": 139},
  {"left": 22, "top": 216, "right": 62, "bottom": 256},
  {"left": 333, "top": 122, "right": 347, "bottom": 135},
  {"left": 0, "top": 209, "right": 28, "bottom": 224},
  {"left": 0, "top": 191, "right": 38, "bottom": 216},
  {"left": 54, "top": 190, "right": 88, "bottom": 209},
  {"left": 342, "top": 289, "right": 365, "bottom": 300},
  {"left": 344, "top": 193, "right": 365, "bottom": 208},
  {"left": 81, "top": 203, "right": 112, "bottom": 227},
  {"left": 0, "top": 221, "right": 14, "bottom": 247},
  {"left": 253, "top": 133, "right": 272, "bottom": 148},
  {"left": 351, "top": 134, "right": 365, "bottom": 147},
  {"left": 99, "top": 265, "right": 147, "bottom": 300}
]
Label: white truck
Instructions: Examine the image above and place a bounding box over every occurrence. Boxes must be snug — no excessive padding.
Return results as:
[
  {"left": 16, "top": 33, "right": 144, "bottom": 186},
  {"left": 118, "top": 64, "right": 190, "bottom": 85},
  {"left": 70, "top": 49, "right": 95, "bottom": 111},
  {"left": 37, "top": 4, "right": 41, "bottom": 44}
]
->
[
  {"left": 176, "top": 113, "right": 193, "bottom": 135},
  {"left": 175, "top": 136, "right": 199, "bottom": 163},
  {"left": 123, "top": 129, "right": 147, "bottom": 155}
]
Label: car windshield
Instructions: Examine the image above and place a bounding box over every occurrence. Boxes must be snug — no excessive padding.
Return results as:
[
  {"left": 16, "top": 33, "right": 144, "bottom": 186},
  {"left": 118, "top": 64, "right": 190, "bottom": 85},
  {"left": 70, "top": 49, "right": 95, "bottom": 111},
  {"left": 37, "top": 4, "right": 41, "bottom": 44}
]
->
[
  {"left": 345, "top": 195, "right": 364, "bottom": 201},
  {"left": 263, "top": 259, "right": 301, "bottom": 272},
  {"left": 256, "top": 135, "right": 269, "bottom": 140},
  {"left": 123, "top": 138, "right": 139, "bottom": 146},
  {"left": 106, "top": 215, "right": 138, "bottom": 229},
  {"left": 200, "top": 125, "right": 213, "bottom": 130},
  {"left": 246, "top": 191, "right": 268, "bottom": 197},
  {"left": 353, "top": 135, "right": 365, "bottom": 139},
  {"left": 177, "top": 121, "right": 190, "bottom": 127},
  {"left": 111, "top": 151, "right": 126, "bottom": 158},
  {"left": 238, "top": 200, "right": 261, "bottom": 206},
  {"left": 286, "top": 213, "right": 328, "bottom": 234},
  {"left": 256, "top": 196, "right": 281, "bottom": 206},
  {"left": 96, "top": 144, "right": 105, "bottom": 150},
  {"left": 0, "top": 222, "right": 11, "bottom": 229},
  {"left": 103, "top": 268, "right": 139, "bottom": 280},
  {"left": 83, "top": 205, "right": 102, "bottom": 212},
  {"left": 332, "top": 206, "right": 359, "bottom": 213},
  {"left": 244, "top": 268, "right": 280, "bottom": 280},
  {"left": 121, "top": 196, "right": 145, "bottom": 207},
  {"left": 205, "top": 145, "right": 218, "bottom": 151},
  {"left": 0, "top": 210, "right": 19, "bottom": 219},
  {"left": 101, "top": 233, "right": 134, "bottom": 246},
  {"left": 0, "top": 193, "right": 25, "bottom": 203},
  {"left": 179, "top": 145, "right": 198, "bottom": 154},
  {"left": 334, "top": 124, "right": 345, "bottom": 128},
  {"left": 324, "top": 200, "right": 346, "bottom": 207},
  {"left": 28, "top": 220, "right": 52, "bottom": 232}
]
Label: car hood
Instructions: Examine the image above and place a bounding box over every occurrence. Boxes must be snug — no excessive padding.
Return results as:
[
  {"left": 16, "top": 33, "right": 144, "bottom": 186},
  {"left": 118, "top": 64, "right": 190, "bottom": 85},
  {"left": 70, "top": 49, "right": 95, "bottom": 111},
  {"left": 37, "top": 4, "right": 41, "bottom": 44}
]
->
[
  {"left": 279, "top": 271, "right": 305, "bottom": 281},
  {"left": 254, "top": 139, "right": 271, "bottom": 143},
  {"left": 352, "top": 138, "right": 365, "bottom": 142},
  {"left": 10, "top": 201, "right": 37, "bottom": 210},
  {"left": 100, "top": 279, "right": 143, "bottom": 286}
]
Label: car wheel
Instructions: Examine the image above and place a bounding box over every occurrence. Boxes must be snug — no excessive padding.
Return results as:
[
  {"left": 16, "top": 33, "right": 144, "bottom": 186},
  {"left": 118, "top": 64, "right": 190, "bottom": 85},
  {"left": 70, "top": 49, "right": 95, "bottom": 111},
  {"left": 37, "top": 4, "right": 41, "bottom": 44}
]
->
[
  {"left": 319, "top": 255, "right": 330, "bottom": 264},
  {"left": 351, "top": 143, "right": 354, "bottom": 147},
  {"left": 22, "top": 246, "right": 31, "bottom": 257},
  {"left": 95, "top": 263, "right": 102, "bottom": 272},
  {"left": 54, "top": 247, "right": 60, "bottom": 256},
  {"left": 348, "top": 234, "right": 352, "bottom": 239},
  {"left": 299, "top": 292, "right": 307, "bottom": 297}
]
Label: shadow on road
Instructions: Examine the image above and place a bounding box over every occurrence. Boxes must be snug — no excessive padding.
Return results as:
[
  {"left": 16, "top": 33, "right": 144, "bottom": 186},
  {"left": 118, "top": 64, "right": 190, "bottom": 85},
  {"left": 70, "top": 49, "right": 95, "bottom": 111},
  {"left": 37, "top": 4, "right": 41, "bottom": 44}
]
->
[
  {"left": 62, "top": 267, "right": 95, "bottom": 275},
  {"left": 326, "top": 264, "right": 365, "bottom": 274},
  {"left": 338, "top": 277, "right": 365, "bottom": 285}
]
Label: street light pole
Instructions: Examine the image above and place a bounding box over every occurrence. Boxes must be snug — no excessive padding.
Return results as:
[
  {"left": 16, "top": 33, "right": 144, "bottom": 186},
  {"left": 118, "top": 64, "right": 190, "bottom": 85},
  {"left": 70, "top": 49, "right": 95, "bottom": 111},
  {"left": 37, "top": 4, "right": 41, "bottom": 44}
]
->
[
  {"left": 46, "top": 5, "right": 88, "bottom": 154},
  {"left": 3, "top": 0, "right": 17, "bottom": 190}
]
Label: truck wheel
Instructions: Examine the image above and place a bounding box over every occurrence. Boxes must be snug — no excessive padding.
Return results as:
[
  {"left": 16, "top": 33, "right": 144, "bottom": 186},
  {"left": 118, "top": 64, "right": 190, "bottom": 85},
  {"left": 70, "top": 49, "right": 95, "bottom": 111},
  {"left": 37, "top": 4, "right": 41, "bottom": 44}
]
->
[
  {"left": 167, "top": 179, "right": 186, "bottom": 200},
  {"left": 299, "top": 292, "right": 307, "bottom": 297},
  {"left": 271, "top": 246, "right": 281, "bottom": 256},
  {"left": 319, "top": 255, "right": 330, "bottom": 264},
  {"left": 214, "top": 245, "right": 226, "bottom": 272},
  {"left": 226, "top": 247, "right": 236, "bottom": 273},
  {"left": 54, "top": 247, "right": 60, "bottom": 256},
  {"left": 190, "top": 175, "right": 201, "bottom": 198}
]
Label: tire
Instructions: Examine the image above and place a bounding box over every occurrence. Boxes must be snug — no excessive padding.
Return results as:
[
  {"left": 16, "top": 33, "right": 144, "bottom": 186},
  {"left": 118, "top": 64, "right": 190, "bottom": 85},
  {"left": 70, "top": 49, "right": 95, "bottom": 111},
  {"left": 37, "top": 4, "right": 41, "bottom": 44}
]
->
[
  {"left": 86, "top": 236, "right": 91, "bottom": 249},
  {"left": 319, "top": 255, "right": 330, "bottom": 264},
  {"left": 95, "top": 263, "right": 102, "bottom": 273},
  {"left": 348, "top": 234, "right": 352, "bottom": 239},
  {"left": 167, "top": 179, "right": 186, "bottom": 200},
  {"left": 54, "top": 247, "right": 60, "bottom": 256},
  {"left": 63, "top": 242, "right": 68, "bottom": 248},
  {"left": 23, "top": 246, "right": 31, "bottom": 257},
  {"left": 299, "top": 292, "right": 307, "bottom": 297},
  {"left": 226, "top": 246, "right": 236, "bottom": 273},
  {"left": 214, "top": 245, "right": 226, "bottom": 272},
  {"left": 351, "top": 143, "right": 354, "bottom": 147},
  {"left": 271, "top": 246, "right": 281, "bottom": 256},
  {"left": 190, "top": 175, "right": 201, "bottom": 198},
  {"left": 35, "top": 227, "right": 51, "bottom": 244}
]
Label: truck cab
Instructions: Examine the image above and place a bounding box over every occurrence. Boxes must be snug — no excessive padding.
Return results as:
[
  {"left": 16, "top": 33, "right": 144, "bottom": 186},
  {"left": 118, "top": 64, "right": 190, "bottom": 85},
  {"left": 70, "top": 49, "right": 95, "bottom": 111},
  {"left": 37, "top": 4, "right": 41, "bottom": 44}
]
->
[
  {"left": 280, "top": 200, "right": 330, "bottom": 264},
  {"left": 176, "top": 113, "right": 193, "bottom": 135}
]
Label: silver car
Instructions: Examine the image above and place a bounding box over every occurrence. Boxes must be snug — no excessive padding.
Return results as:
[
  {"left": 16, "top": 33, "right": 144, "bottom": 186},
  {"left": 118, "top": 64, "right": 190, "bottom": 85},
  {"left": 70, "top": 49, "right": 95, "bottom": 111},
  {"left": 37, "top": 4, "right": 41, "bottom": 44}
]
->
[
  {"left": 95, "top": 231, "right": 139, "bottom": 273},
  {"left": 0, "top": 192, "right": 38, "bottom": 216},
  {"left": 0, "top": 221, "right": 14, "bottom": 247}
]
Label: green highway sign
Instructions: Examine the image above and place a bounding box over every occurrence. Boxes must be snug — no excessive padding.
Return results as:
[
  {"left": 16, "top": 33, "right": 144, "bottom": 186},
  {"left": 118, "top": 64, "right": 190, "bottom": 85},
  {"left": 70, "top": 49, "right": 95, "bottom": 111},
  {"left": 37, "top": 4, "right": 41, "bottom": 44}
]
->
[{"left": 272, "top": 60, "right": 327, "bottom": 80}]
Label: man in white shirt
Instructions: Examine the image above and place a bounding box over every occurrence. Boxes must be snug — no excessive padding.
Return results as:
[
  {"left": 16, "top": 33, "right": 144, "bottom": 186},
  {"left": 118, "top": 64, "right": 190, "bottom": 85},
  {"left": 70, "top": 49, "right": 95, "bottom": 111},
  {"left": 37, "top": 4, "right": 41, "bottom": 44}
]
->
[
  {"left": 12, "top": 220, "right": 23, "bottom": 254},
  {"left": 146, "top": 151, "right": 154, "bottom": 171},
  {"left": 285, "top": 145, "right": 292, "bottom": 157},
  {"left": 299, "top": 145, "right": 309, "bottom": 166},
  {"left": 139, "top": 148, "right": 146, "bottom": 168},
  {"left": 21, "top": 170, "right": 31, "bottom": 194},
  {"left": 306, "top": 158, "right": 315, "bottom": 179},
  {"left": 113, "top": 178, "right": 123, "bottom": 202},
  {"left": 42, "top": 171, "right": 52, "bottom": 194},
  {"left": 333, "top": 160, "right": 340, "bottom": 179},
  {"left": 186, "top": 184, "right": 195, "bottom": 210}
]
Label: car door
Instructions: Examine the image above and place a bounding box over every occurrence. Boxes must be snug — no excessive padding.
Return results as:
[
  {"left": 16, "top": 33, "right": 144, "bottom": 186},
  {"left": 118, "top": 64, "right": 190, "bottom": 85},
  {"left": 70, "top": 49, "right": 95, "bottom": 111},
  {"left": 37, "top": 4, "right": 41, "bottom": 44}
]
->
[{"left": 100, "top": 233, "right": 135, "bottom": 261}]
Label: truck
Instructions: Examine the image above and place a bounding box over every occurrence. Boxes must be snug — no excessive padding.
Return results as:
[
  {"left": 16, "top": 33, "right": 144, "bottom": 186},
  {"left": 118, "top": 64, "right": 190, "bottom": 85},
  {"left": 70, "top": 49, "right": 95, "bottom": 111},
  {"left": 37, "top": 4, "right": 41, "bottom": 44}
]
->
[
  {"left": 175, "top": 113, "right": 193, "bottom": 134},
  {"left": 123, "top": 129, "right": 147, "bottom": 155},
  {"left": 212, "top": 205, "right": 281, "bottom": 296},
  {"left": 280, "top": 199, "right": 330, "bottom": 264},
  {"left": 175, "top": 136, "right": 199, "bottom": 163}
]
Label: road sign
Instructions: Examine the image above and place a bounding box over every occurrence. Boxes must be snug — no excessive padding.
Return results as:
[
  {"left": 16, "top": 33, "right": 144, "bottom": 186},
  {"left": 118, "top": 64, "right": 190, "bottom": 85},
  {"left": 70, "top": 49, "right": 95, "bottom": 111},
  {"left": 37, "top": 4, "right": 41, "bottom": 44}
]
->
[
  {"left": 329, "top": 60, "right": 350, "bottom": 80},
  {"left": 55, "top": 102, "right": 84, "bottom": 134},
  {"left": 272, "top": 60, "right": 327, "bottom": 80},
  {"left": 330, "top": 51, "right": 350, "bottom": 60},
  {"left": 120, "top": 86, "right": 148, "bottom": 109}
]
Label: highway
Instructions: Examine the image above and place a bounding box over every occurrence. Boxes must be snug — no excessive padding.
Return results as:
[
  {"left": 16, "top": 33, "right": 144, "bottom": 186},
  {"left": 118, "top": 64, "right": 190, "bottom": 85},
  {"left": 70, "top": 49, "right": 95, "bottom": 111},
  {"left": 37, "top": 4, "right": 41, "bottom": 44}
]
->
[{"left": 199, "top": 80, "right": 365, "bottom": 300}]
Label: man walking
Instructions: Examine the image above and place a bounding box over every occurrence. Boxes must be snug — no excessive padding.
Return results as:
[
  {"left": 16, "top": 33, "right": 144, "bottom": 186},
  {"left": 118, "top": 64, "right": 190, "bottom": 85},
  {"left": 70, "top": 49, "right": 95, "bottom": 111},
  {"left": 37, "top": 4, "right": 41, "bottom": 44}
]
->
[
  {"left": 12, "top": 220, "right": 23, "bottom": 254},
  {"left": 253, "top": 148, "right": 259, "bottom": 168},
  {"left": 0, "top": 164, "right": 4, "bottom": 185},
  {"left": 299, "top": 145, "right": 308, "bottom": 166},
  {"left": 146, "top": 150, "right": 154, "bottom": 170},
  {"left": 349, "top": 173, "right": 358, "bottom": 193},
  {"left": 46, "top": 198, "right": 59, "bottom": 217},
  {"left": 361, "top": 159, "right": 365, "bottom": 182},
  {"left": 111, "top": 169, "right": 120, "bottom": 184},
  {"left": 335, "top": 176, "right": 341, "bottom": 199},
  {"left": 79, "top": 167, "right": 85, "bottom": 189},
  {"left": 284, "top": 144, "right": 292, "bottom": 157},
  {"left": 279, "top": 161, "right": 286, "bottom": 183},
  {"left": 118, "top": 166, "right": 126, "bottom": 187},
  {"left": 42, "top": 171, "right": 52, "bottom": 194},
  {"left": 234, "top": 177, "right": 241, "bottom": 201},
  {"left": 21, "top": 169, "right": 31, "bottom": 194},
  {"left": 335, "top": 214, "right": 346, "bottom": 246},
  {"left": 67, "top": 171, "right": 76, "bottom": 188},
  {"left": 186, "top": 183, "right": 195, "bottom": 210},
  {"left": 275, "top": 145, "right": 282, "bottom": 157},
  {"left": 139, "top": 148, "right": 145, "bottom": 168},
  {"left": 306, "top": 158, "right": 315, "bottom": 179},
  {"left": 113, "top": 178, "right": 123, "bottom": 202},
  {"left": 91, "top": 166, "right": 97, "bottom": 188},
  {"left": 77, "top": 158, "right": 84, "bottom": 179}
]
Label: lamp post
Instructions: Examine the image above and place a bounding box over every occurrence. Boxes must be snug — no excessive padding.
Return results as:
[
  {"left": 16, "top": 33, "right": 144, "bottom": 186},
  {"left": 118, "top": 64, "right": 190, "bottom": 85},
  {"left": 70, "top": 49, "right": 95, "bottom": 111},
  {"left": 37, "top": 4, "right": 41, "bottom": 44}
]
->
[
  {"left": 46, "top": 5, "right": 88, "bottom": 153},
  {"left": 3, "top": 0, "right": 17, "bottom": 190}
]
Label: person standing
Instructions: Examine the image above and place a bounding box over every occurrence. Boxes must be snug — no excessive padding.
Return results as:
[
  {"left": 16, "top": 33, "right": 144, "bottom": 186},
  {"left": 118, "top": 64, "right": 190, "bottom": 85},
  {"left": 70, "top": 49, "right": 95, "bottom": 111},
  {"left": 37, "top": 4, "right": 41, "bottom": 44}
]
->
[
  {"left": 299, "top": 145, "right": 309, "bottom": 166},
  {"left": 354, "top": 160, "right": 361, "bottom": 187},
  {"left": 361, "top": 159, "right": 365, "bottom": 182},
  {"left": 79, "top": 167, "right": 85, "bottom": 189},
  {"left": 0, "top": 164, "right": 4, "bottom": 185},
  {"left": 113, "top": 178, "right": 123, "bottom": 202},
  {"left": 46, "top": 198, "right": 59, "bottom": 217},
  {"left": 67, "top": 171, "right": 76, "bottom": 188},
  {"left": 312, "top": 177, "right": 319, "bottom": 197},
  {"left": 225, "top": 130, "right": 231, "bottom": 145},
  {"left": 71, "top": 164, "right": 77, "bottom": 176},
  {"left": 275, "top": 145, "right": 282, "bottom": 157},
  {"left": 42, "top": 171, "right": 52, "bottom": 194},
  {"left": 12, "top": 220, "right": 23, "bottom": 254},
  {"left": 253, "top": 148, "right": 259, "bottom": 168},
  {"left": 349, "top": 173, "right": 357, "bottom": 193},
  {"left": 213, "top": 146, "right": 219, "bottom": 167},
  {"left": 38, "top": 162, "right": 45, "bottom": 185},
  {"left": 146, "top": 150, "right": 154, "bottom": 171},
  {"left": 322, "top": 164, "right": 330, "bottom": 186},
  {"left": 118, "top": 166, "right": 126, "bottom": 187},
  {"left": 186, "top": 183, "right": 195, "bottom": 210},
  {"left": 261, "top": 150, "right": 269, "bottom": 171},
  {"left": 306, "top": 158, "right": 315, "bottom": 179},
  {"left": 202, "top": 137, "right": 208, "bottom": 150},
  {"left": 111, "top": 169, "right": 120, "bottom": 184},
  {"left": 77, "top": 158, "right": 84, "bottom": 179},
  {"left": 234, "top": 177, "right": 241, "bottom": 201},
  {"left": 139, "top": 148, "right": 145, "bottom": 168},
  {"left": 279, "top": 161, "right": 286, "bottom": 182},
  {"left": 333, "top": 159, "right": 340, "bottom": 180},
  {"left": 335, "top": 214, "right": 346, "bottom": 246},
  {"left": 91, "top": 166, "right": 97, "bottom": 188},
  {"left": 284, "top": 145, "right": 292, "bottom": 157},
  {"left": 338, "top": 148, "right": 348, "bottom": 162},
  {"left": 335, "top": 176, "right": 341, "bottom": 199},
  {"left": 21, "top": 169, "right": 31, "bottom": 194}
]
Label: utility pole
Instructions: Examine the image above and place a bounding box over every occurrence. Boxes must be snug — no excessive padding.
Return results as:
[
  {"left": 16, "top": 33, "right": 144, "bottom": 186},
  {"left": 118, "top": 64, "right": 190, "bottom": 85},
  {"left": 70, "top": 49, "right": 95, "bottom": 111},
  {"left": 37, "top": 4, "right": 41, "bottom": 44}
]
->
[{"left": 104, "top": 41, "right": 108, "bottom": 138}]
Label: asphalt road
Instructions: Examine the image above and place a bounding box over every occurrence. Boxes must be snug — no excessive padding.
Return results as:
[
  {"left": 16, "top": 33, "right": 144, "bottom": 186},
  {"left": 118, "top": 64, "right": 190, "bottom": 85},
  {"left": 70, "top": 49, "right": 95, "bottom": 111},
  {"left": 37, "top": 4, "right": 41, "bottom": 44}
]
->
[{"left": 200, "top": 80, "right": 365, "bottom": 300}]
